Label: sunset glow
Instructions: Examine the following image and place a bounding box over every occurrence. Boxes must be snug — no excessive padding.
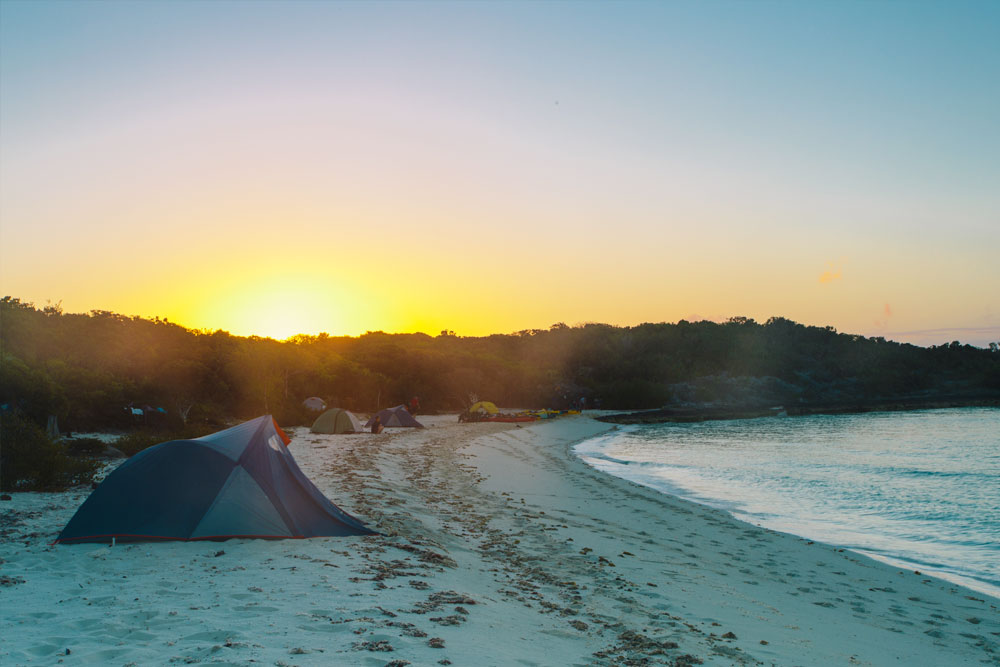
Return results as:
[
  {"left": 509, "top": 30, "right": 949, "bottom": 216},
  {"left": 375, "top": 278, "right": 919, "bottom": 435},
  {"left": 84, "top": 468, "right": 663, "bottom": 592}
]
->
[
  {"left": 179, "top": 273, "right": 367, "bottom": 341},
  {"left": 1, "top": 1, "right": 997, "bottom": 345}
]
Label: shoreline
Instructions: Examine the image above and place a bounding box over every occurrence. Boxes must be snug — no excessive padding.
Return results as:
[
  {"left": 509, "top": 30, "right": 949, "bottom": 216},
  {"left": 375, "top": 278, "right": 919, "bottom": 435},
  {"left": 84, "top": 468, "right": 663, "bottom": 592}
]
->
[
  {"left": 574, "top": 411, "right": 1000, "bottom": 602},
  {"left": 1, "top": 415, "right": 998, "bottom": 665},
  {"left": 600, "top": 396, "right": 1000, "bottom": 424},
  {"left": 467, "top": 417, "right": 1000, "bottom": 665}
]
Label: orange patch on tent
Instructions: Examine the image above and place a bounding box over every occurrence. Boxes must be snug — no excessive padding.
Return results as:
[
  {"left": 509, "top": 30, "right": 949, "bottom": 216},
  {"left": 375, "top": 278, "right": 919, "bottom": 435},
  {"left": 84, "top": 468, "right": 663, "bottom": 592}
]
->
[{"left": 272, "top": 417, "right": 292, "bottom": 446}]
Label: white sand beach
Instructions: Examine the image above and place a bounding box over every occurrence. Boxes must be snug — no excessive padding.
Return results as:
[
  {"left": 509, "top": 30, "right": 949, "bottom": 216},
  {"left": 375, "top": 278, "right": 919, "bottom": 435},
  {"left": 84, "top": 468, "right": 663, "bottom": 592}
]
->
[{"left": 1, "top": 415, "right": 998, "bottom": 666}]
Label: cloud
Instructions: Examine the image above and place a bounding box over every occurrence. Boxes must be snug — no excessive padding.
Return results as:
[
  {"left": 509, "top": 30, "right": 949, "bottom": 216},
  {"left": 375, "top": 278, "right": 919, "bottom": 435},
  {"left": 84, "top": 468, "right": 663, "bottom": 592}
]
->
[
  {"left": 818, "top": 261, "right": 843, "bottom": 284},
  {"left": 874, "top": 302, "right": 893, "bottom": 329}
]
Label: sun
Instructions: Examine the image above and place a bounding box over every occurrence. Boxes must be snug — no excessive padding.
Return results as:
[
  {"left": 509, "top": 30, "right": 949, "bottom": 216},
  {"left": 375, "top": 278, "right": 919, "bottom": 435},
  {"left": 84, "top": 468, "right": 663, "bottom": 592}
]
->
[
  {"left": 233, "top": 289, "right": 330, "bottom": 340},
  {"left": 186, "top": 273, "right": 368, "bottom": 339}
]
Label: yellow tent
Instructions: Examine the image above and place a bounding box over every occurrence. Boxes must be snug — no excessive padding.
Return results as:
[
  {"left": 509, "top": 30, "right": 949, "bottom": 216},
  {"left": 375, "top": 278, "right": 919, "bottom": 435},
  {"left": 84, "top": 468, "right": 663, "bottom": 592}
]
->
[{"left": 469, "top": 401, "right": 499, "bottom": 415}]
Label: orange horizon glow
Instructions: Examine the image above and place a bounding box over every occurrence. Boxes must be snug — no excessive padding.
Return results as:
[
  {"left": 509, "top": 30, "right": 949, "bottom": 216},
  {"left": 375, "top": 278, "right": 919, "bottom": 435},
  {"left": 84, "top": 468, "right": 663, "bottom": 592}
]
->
[{"left": 9, "top": 282, "right": 998, "bottom": 351}]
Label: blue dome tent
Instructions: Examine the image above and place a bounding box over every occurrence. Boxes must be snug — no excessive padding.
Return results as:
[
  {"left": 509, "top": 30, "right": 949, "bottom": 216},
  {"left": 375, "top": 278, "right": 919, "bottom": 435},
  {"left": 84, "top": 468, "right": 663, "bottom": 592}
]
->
[{"left": 56, "top": 416, "right": 374, "bottom": 543}]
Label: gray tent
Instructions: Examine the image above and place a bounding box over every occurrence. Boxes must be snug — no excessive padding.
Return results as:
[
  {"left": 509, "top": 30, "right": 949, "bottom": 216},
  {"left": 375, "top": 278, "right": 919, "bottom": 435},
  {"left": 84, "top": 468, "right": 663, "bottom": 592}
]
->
[
  {"left": 302, "top": 397, "right": 327, "bottom": 412},
  {"left": 310, "top": 408, "right": 364, "bottom": 434},
  {"left": 364, "top": 405, "right": 424, "bottom": 429}
]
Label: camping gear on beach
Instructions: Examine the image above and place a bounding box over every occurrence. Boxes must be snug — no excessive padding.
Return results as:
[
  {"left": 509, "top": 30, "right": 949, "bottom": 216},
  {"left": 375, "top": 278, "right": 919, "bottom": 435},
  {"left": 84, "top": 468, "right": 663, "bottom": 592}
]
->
[
  {"left": 459, "top": 401, "right": 501, "bottom": 421},
  {"left": 302, "top": 396, "right": 327, "bottom": 412},
  {"left": 55, "top": 415, "right": 375, "bottom": 543},
  {"left": 529, "top": 409, "right": 568, "bottom": 419},
  {"left": 310, "top": 408, "right": 364, "bottom": 434},
  {"left": 459, "top": 401, "right": 537, "bottom": 423},
  {"left": 364, "top": 405, "right": 424, "bottom": 429}
]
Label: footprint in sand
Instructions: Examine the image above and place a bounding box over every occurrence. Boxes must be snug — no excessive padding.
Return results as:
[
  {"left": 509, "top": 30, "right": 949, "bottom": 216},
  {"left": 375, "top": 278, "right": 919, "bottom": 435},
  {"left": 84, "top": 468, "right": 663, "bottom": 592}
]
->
[
  {"left": 26, "top": 642, "right": 64, "bottom": 657},
  {"left": 297, "top": 620, "right": 356, "bottom": 634},
  {"left": 233, "top": 604, "right": 278, "bottom": 613},
  {"left": 24, "top": 611, "right": 58, "bottom": 619},
  {"left": 91, "top": 647, "right": 132, "bottom": 662},
  {"left": 181, "top": 629, "right": 240, "bottom": 643}
]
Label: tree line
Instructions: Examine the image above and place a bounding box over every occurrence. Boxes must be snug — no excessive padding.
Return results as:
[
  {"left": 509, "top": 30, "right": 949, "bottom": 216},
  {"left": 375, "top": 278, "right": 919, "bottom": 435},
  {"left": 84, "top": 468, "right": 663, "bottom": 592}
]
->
[{"left": 2, "top": 296, "right": 999, "bottom": 434}]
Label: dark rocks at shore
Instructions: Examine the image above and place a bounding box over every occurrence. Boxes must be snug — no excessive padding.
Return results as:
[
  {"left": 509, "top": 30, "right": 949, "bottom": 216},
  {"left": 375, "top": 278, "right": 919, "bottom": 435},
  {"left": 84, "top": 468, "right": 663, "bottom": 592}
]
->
[{"left": 599, "top": 375, "right": 1000, "bottom": 425}]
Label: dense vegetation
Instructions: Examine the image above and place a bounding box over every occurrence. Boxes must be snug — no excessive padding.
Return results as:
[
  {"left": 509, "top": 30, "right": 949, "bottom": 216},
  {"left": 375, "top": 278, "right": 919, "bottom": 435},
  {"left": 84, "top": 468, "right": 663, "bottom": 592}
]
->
[
  {"left": 3, "top": 296, "right": 999, "bottom": 433},
  {"left": 0, "top": 411, "right": 99, "bottom": 491}
]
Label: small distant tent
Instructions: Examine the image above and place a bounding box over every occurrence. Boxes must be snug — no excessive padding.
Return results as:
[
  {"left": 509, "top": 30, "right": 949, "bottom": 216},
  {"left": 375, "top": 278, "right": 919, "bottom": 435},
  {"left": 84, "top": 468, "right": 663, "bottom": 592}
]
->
[
  {"left": 469, "top": 401, "right": 499, "bottom": 415},
  {"left": 55, "top": 415, "right": 375, "bottom": 543},
  {"left": 365, "top": 405, "right": 424, "bottom": 429},
  {"left": 302, "top": 397, "right": 327, "bottom": 412},
  {"left": 310, "top": 408, "right": 364, "bottom": 434}
]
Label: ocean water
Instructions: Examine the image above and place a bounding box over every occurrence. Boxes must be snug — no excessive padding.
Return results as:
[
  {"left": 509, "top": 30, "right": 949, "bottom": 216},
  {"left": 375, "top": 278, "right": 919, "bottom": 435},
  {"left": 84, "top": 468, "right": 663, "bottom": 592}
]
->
[{"left": 575, "top": 408, "right": 1000, "bottom": 599}]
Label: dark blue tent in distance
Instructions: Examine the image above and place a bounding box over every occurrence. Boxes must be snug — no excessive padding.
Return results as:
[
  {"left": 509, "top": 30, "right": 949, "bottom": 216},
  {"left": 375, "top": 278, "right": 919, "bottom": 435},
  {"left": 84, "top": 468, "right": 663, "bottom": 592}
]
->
[
  {"left": 56, "top": 415, "right": 375, "bottom": 543},
  {"left": 364, "top": 405, "right": 424, "bottom": 429}
]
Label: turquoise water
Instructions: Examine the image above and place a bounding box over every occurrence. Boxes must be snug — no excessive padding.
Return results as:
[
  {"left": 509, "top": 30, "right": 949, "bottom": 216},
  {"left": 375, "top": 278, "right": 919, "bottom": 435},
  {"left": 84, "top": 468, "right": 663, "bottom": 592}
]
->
[{"left": 575, "top": 408, "right": 1000, "bottom": 598}]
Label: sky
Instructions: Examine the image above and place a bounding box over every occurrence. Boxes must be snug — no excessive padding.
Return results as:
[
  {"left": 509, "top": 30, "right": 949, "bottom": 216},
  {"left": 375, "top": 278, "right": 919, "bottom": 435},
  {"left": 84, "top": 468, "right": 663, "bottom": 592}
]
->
[{"left": 2, "top": 1, "right": 998, "bottom": 346}]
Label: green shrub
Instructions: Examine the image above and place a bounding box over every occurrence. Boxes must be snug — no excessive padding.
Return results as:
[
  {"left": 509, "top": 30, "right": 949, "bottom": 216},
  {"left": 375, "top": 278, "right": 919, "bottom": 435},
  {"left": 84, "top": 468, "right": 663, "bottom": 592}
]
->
[
  {"left": 274, "top": 404, "right": 315, "bottom": 428},
  {"left": 113, "top": 431, "right": 167, "bottom": 458},
  {"left": 0, "top": 412, "right": 99, "bottom": 491},
  {"left": 65, "top": 437, "right": 106, "bottom": 456},
  {"left": 114, "top": 423, "right": 217, "bottom": 458}
]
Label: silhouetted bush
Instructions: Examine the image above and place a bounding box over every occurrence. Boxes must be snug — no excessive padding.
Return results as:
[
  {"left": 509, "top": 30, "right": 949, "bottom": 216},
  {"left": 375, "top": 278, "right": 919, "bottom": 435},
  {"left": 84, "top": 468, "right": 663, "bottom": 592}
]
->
[
  {"left": 113, "top": 431, "right": 167, "bottom": 458},
  {"left": 64, "top": 437, "right": 107, "bottom": 456},
  {"left": 114, "top": 423, "right": 217, "bottom": 458},
  {"left": 0, "top": 412, "right": 98, "bottom": 491}
]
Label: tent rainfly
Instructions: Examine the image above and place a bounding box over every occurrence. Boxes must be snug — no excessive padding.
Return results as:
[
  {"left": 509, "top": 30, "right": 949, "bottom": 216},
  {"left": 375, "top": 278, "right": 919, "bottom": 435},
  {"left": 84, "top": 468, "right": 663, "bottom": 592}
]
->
[
  {"left": 469, "top": 401, "right": 499, "bottom": 415},
  {"left": 55, "top": 416, "right": 375, "bottom": 543},
  {"left": 302, "top": 397, "right": 327, "bottom": 412},
  {"left": 364, "top": 405, "right": 424, "bottom": 429},
  {"left": 310, "top": 408, "right": 364, "bottom": 434}
]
